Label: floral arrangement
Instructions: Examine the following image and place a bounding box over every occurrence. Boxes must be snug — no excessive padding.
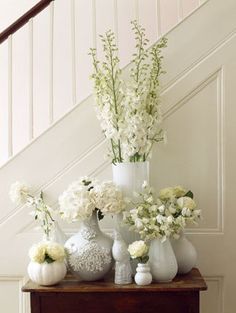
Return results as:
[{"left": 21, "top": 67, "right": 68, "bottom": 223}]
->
[
  {"left": 58, "top": 176, "right": 125, "bottom": 223},
  {"left": 89, "top": 21, "right": 167, "bottom": 164},
  {"left": 128, "top": 240, "right": 149, "bottom": 264},
  {"left": 9, "top": 182, "right": 54, "bottom": 240},
  {"left": 124, "top": 183, "right": 201, "bottom": 242},
  {"left": 29, "top": 241, "right": 66, "bottom": 264}
]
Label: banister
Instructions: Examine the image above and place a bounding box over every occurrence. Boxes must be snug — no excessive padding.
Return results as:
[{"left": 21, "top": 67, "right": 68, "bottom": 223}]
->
[{"left": 0, "top": 0, "right": 54, "bottom": 44}]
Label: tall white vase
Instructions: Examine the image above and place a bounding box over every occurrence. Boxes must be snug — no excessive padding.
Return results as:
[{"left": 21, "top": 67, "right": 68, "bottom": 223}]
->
[
  {"left": 149, "top": 238, "right": 178, "bottom": 282},
  {"left": 112, "top": 162, "right": 149, "bottom": 198},
  {"left": 171, "top": 232, "right": 197, "bottom": 274},
  {"left": 112, "top": 161, "right": 149, "bottom": 245}
]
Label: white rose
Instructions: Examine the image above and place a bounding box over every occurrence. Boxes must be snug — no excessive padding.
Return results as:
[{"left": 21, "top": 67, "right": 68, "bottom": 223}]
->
[
  {"left": 128, "top": 241, "right": 148, "bottom": 259},
  {"left": 29, "top": 242, "right": 46, "bottom": 263},
  {"left": 46, "top": 242, "right": 65, "bottom": 262},
  {"left": 173, "top": 186, "right": 186, "bottom": 198},
  {"left": 159, "top": 187, "right": 174, "bottom": 200},
  {"left": 177, "top": 197, "right": 196, "bottom": 210}
]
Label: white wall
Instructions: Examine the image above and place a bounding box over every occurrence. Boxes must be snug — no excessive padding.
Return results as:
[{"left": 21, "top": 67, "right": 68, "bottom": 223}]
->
[{"left": 0, "top": 0, "right": 38, "bottom": 32}]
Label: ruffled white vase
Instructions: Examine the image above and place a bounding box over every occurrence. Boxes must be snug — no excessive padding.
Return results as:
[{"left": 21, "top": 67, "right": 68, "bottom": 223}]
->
[
  {"left": 65, "top": 211, "right": 113, "bottom": 281},
  {"left": 171, "top": 232, "right": 197, "bottom": 274},
  {"left": 28, "top": 261, "right": 67, "bottom": 286},
  {"left": 112, "top": 161, "right": 149, "bottom": 245},
  {"left": 149, "top": 238, "right": 178, "bottom": 282}
]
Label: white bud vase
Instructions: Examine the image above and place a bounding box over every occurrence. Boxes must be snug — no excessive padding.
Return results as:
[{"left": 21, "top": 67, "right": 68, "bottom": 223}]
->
[
  {"left": 134, "top": 263, "right": 152, "bottom": 286},
  {"left": 149, "top": 238, "right": 178, "bottom": 282},
  {"left": 171, "top": 232, "right": 197, "bottom": 274}
]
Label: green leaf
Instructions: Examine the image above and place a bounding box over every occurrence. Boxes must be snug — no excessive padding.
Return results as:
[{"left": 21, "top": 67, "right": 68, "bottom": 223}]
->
[
  {"left": 184, "top": 190, "right": 194, "bottom": 199},
  {"left": 97, "top": 209, "right": 104, "bottom": 221},
  {"left": 44, "top": 254, "right": 54, "bottom": 264}
]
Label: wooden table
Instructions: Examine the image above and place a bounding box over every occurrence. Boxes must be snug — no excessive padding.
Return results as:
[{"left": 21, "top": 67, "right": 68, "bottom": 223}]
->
[{"left": 22, "top": 268, "right": 207, "bottom": 313}]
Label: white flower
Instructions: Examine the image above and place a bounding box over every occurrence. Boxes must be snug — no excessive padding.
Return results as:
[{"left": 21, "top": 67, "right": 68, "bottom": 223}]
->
[
  {"left": 9, "top": 181, "right": 30, "bottom": 204},
  {"left": 177, "top": 197, "right": 196, "bottom": 210},
  {"left": 46, "top": 242, "right": 65, "bottom": 262},
  {"left": 128, "top": 241, "right": 148, "bottom": 259},
  {"left": 94, "top": 181, "right": 125, "bottom": 215},
  {"left": 29, "top": 242, "right": 46, "bottom": 263},
  {"left": 159, "top": 187, "right": 175, "bottom": 200},
  {"left": 29, "top": 241, "right": 65, "bottom": 263},
  {"left": 59, "top": 178, "right": 125, "bottom": 222}
]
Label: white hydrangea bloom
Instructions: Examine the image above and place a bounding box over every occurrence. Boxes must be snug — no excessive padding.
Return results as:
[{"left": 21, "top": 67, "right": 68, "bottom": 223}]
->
[{"left": 9, "top": 181, "right": 30, "bottom": 204}]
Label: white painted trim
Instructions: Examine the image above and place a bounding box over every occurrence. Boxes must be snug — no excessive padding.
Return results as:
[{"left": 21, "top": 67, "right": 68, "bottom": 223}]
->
[
  {"left": 156, "top": 0, "right": 162, "bottom": 37},
  {"left": 71, "top": 0, "right": 76, "bottom": 106},
  {"left": 28, "top": 19, "right": 34, "bottom": 141},
  {"left": 49, "top": 1, "right": 54, "bottom": 124},
  {"left": 177, "top": 0, "right": 183, "bottom": 22},
  {"left": 92, "top": 0, "right": 97, "bottom": 49},
  {"left": 8, "top": 35, "right": 13, "bottom": 157}
]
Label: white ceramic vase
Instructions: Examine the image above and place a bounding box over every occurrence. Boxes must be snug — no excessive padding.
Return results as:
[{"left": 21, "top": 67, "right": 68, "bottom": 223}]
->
[
  {"left": 28, "top": 261, "right": 67, "bottom": 286},
  {"left": 134, "top": 263, "right": 152, "bottom": 286},
  {"left": 171, "top": 232, "right": 197, "bottom": 274},
  {"left": 112, "top": 161, "right": 149, "bottom": 246},
  {"left": 149, "top": 238, "right": 178, "bottom": 282},
  {"left": 65, "top": 211, "right": 113, "bottom": 281}
]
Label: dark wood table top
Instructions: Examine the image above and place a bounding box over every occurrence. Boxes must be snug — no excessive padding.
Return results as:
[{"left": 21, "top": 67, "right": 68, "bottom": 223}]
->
[{"left": 22, "top": 268, "right": 207, "bottom": 293}]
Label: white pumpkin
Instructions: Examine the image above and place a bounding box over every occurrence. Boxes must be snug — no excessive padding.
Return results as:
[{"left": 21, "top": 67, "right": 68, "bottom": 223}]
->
[{"left": 28, "top": 261, "right": 67, "bottom": 286}]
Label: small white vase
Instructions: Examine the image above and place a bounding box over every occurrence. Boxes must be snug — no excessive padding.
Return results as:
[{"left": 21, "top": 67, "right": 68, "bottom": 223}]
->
[
  {"left": 134, "top": 263, "right": 152, "bottom": 286},
  {"left": 65, "top": 211, "right": 113, "bottom": 281},
  {"left": 171, "top": 232, "right": 197, "bottom": 274},
  {"left": 28, "top": 261, "right": 67, "bottom": 286},
  {"left": 149, "top": 238, "right": 178, "bottom": 282}
]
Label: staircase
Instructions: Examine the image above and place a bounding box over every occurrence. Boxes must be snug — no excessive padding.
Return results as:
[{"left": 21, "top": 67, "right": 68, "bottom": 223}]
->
[{"left": 1, "top": 0, "right": 236, "bottom": 312}]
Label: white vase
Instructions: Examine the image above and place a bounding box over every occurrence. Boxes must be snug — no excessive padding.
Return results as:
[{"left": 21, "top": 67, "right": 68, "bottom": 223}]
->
[
  {"left": 112, "top": 161, "right": 149, "bottom": 246},
  {"left": 134, "top": 263, "right": 152, "bottom": 286},
  {"left": 149, "top": 238, "right": 178, "bottom": 282},
  {"left": 65, "top": 211, "right": 113, "bottom": 281},
  {"left": 112, "top": 161, "right": 149, "bottom": 198},
  {"left": 171, "top": 232, "right": 197, "bottom": 274},
  {"left": 28, "top": 261, "right": 67, "bottom": 286}
]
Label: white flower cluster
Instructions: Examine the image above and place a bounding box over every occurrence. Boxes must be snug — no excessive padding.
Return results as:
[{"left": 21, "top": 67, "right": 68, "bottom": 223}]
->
[
  {"left": 9, "top": 181, "right": 55, "bottom": 240},
  {"left": 29, "top": 241, "right": 65, "bottom": 264},
  {"left": 90, "top": 22, "right": 167, "bottom": 164},
  {"left": 124, "top": 184, "right": 201, "bottom": 242},
  {"left": 9, "top": 181, "right": 29, "bottom": 205},
  {"left": 58, "top": 177, "right": 125, "bottom": 223}
]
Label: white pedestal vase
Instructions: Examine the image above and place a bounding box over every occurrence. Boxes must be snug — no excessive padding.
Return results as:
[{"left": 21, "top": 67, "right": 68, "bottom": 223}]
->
[
  {"left": 149, "top": 238, "right": 178, "bottom": 282},
  {"left": 112, "top": 161, "right": 149, "bottom": 246},
  {"left": 65, "top": 211, "right": 113, "bottom": 281},
  {"left": 134, "top": 263, "right": 152, "bottom": 286},
  {"left": 171, "top": 232, "right": 197, "bottom": 274}
]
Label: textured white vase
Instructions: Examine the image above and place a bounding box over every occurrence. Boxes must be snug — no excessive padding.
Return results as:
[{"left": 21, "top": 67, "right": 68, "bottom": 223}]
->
[
  {"left": 112, "top": 161, "right": 149, "bottom": 246},
  {"left": 28, "top": 261, "right": 67, "bottom": 286},
  {"left": 134, "top": 263, "right": 152, "bottom": 286},
  {"left": 149, "top": 238, "right": 178, "bottom": 282},
  {"left": 65, "top": 211, "right": 113, "bottom": 281},
  {"left": 171, "top": 232, "right": 197, "bottom": 274}
]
